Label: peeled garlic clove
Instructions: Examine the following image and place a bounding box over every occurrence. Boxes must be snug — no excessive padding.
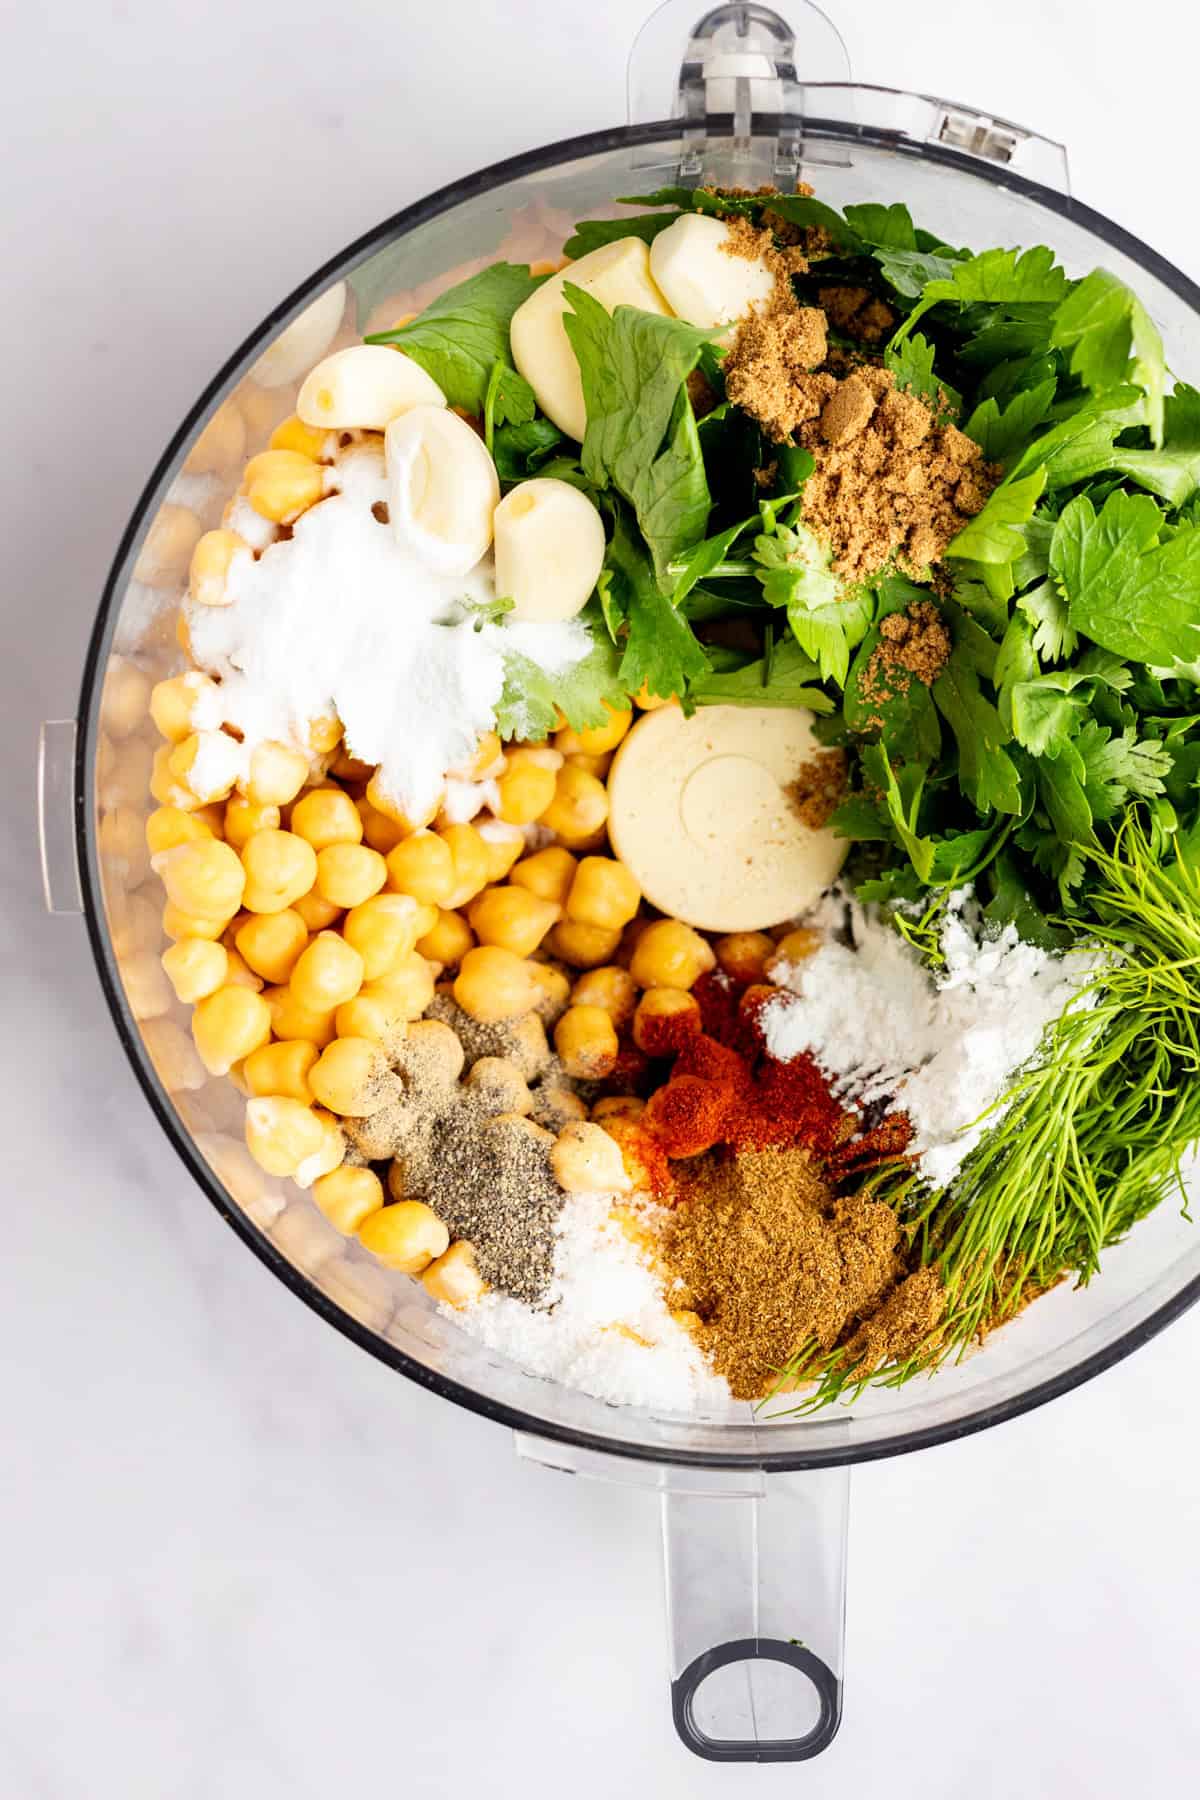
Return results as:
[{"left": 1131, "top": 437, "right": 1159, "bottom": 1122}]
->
[
  {"left": 253, "top": 283, "right": 347, "bottom": 390},
  {"left": 649, "top": 215, "right": 776, "bottom": 330},
  {"left": 510, "top": 239, "right": 672, "bottom": 441},
  {"left": 297, "top": 345, "right": 446, "bottom": 431},
  {"left": 493, "top": 479, "right": 606, "bottom": 622},
  {"left": 385, "top": 406, "right": 500, "bottom": 577}
]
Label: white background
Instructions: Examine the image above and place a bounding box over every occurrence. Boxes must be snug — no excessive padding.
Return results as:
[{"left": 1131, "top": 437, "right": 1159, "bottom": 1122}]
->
[{"left": 5, "top": 1, "right": 1200, "bottom": 1793}]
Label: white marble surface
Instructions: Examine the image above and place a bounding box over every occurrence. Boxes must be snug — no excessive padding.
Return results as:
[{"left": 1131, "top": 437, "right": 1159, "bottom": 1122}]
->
[{"left": 6, "top": 0, "right": 1200, "bottom": 1792}]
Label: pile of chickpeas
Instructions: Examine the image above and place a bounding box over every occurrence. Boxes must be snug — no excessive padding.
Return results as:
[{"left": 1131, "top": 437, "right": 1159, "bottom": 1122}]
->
[{"left": 131, "top": 410, "right": 809, "bottom": 1308}]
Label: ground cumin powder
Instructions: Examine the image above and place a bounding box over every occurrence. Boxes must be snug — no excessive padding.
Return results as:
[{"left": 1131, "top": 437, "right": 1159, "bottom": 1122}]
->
[
  {"left": 857, "top": 600, "right": 952, "bottom": 728},
  {"left": 663, "top": 1146, "right": 944, "bottom": 1400},
  {"left": 788, "top": 748, "right": 847, "bottom": 829}
]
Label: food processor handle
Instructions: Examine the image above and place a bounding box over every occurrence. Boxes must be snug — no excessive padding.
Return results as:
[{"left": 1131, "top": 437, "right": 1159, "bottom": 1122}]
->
[{"left": 514, "top": 1435, "right": 850, "bottom": 1762}]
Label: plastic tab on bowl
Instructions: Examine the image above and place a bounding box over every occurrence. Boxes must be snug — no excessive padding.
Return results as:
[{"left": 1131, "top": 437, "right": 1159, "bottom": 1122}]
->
[
  {"left": 629, "top": 0, "right": 853, "bottom": 186},
  {"left": 38, "top": 720, "right": 83, "bottom": 915}
]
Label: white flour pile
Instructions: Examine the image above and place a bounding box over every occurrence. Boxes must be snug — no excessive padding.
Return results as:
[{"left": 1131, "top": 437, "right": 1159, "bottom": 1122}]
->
[
  {"left": 762, "top": 890, "right": 1101, "bottom": 1187},
  {"left": 185, "top": 444, "right": 589, "bottom": 815},
  {"left": 449, "top": 1190, "right": 733, "bottom": 1413}
]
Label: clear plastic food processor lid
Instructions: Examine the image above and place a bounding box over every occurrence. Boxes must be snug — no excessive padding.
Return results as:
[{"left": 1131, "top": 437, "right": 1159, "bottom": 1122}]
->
[{"left": 39, "top": 0, "right": 1200, "bottom": 1762}]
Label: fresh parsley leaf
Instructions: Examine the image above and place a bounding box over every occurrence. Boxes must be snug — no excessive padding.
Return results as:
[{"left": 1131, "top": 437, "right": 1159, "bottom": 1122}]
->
[
  {"left": 671, "top": 514, "right": 759, "bottom": 605},
  {"left": 1109, "top": 383, "right": 1200, "bottom": 507},
  {"left": 842, "top": 202, "right": 917, "bottom": 249},
  {"left": 932, "top": 645, "right": 1023, "bottom": 813},
  {"left": 1051, "top": 490, "right": 1200, "bottom": 665},
  {"left": 754, "top": 521, "right": 871, "bottom": 685},
  {"left": 1050, "top": 268, "right": 1165, "bottom": 446},
  {"left": 1074, "top": 719, "right": 1172, "bottom": 819},
  {"left": 1035, "top": 738, "right": 1095, "bottom": 849},
  {"left": 692, "top": 638, "right": 834, "bottom": 712},
  {"left": 1016, "top": 578, "right": 1078, "bottom": 663},
  {"left": 884, "top": 333, "right": 959, "bottom": 412},
  {"left": 995, "top": 611, "right": 1039, "bottom": 733},
  {"left": 753, "top": 194, "right": 865, "bottom": 250},
  {"left": 860, "top": 745, "right": 935, "bottom": 881},
  {"left": 964, "top": 380, "right": 1057, "bottom": 463},
  {"left": 894, "top": 245, "right": 1069, "bottom": 343},
  {"left": 365, "top": 263, "right": 544, "bottom": 417},
  {"left": 495, "top": 604, "right": 626, "bottom": 741},
  {"left": 562, "top": 285, "right": 712, "bottom": 585},
  {"left": 563, "top": 214, "right": 682, "bottom": 258},
  {"left": 844, "top": 621, "right": 942, "bottom": 763},
  {"left": 983, "top": 849, "right": 1072, "bottom": 948},
  {"left": 618, "top": 186, "right": 762, "bottom": 220},
  {"left": 600, "top": 499, "right": 711, "bottom": 701},
  {"left": 946, "top": 469, "right": 1047, "bottom": 564},
  {"left": 492, "top": 416, "right": 565, "bottom": 483},
  {"left": 1009, "top": 681, "right": 1086, "bottom": 756},
  {"left": 459, "top": 593, "right": 515, "bottom": 630},
  {"left": 873, "top": 247, "right": 964, "bottom": 300}
]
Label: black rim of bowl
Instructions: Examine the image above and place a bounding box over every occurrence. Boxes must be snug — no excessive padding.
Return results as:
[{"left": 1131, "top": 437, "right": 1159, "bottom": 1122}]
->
[{"left": 76, "top": 116, "right": 1200, "bottom": 1470}]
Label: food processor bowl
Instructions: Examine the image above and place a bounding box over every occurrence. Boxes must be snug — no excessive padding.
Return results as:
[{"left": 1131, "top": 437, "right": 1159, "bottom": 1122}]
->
[{"left": 41, "top": 0, "right": 1200, "bottom": 1761}]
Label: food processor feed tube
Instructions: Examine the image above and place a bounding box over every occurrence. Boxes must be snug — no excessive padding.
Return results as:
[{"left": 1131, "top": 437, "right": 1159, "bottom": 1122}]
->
[{"left": 54, "top": 0, "right": 1200, "bottom": 1765}]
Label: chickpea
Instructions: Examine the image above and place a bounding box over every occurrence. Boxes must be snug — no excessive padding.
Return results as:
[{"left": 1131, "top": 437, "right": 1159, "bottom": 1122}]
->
[
  {"left": 565, "top": 857, "right": 641, "bottom": 931},
  {"left": 357, "top": 1200, "right": 449, "bottom": 1273},
  {"left": 150, "top": 672, "right": 215, "bottom": 745},
  {"left": 192, "top": 986, "right": 272, "bottom": 1075},
  {"left": 716, "top": 931, "right": 776, "bottom": 985},
  {"left": 315, "top": 843, "right": 388, "bottom": 908},
  {"left": 309, "top": 1038, "right": 396, "bottom": 1116},
  {"left": 465, "top": 1057, "right": 532, "bottom": 1117},
  {"left": 416, "top": 907, "right": 474, "bottom": 969},
  {"left": 438, "top": 823, "right": 491, "bottom": 910},
  {"left": 553, "top": 1005, "right": 619, "bottom": 1080},
  {"left": 337, "top": 954, "right": 434, "bottom": 1035},
  {"left": 100, "top": 657, "right": 152, "bottom": 740},
  {"left": 145, "top": 805, "right": 213, "bottom": 857},
  {"left": 161, "top": 902, "right": 229, "bottom": 942},
  {"left": 544, "top": 919, "right": 623, "bottom": 970},
  {"left": 291, "top": 787, "right": 363, "bottom": 851},
  {"left": 563, "top": 751, "right": 612, "bottom": 780},
  {"left": 592, "top": 1094, "right": 645, "bottom": 1123},
  {"left": 342, "top": 892, "right": 421, "bottom": 981},
  {"left": 540, "top": 764, "right": 609, "bottom": 847},
  {"left": 245, "top": 741, "right": 310, "bottom": 808},
  {"left": 289, "top": 931, "right": 365, "bottom": 1012},
  {"left": 386, "top": 830, "right": 455, "bottom": 904},
  {"left": 551, "top": 1120, "right": 633, "bottom": 1194},
  {"left": 767, "top": 928, "right": 822, "bottom": 977},
  {"left": 244, "top": 1096, "right": 326, "bottom": 1179},
  {"left": 154, "top": 838, "right": 245, "bottom": 920},
  {"left": 527, "top": 960, "right": 572, "bottom": 1026},
  {"left": 478, "top": 824, "right": 525, "bottom": 884},
  {"left": 468, "top": 886, "right": 561, "bottom": 957},
  {"left": 448, "top": 730, "right": 503, "bottom": 780},
  {"left": 421, "top": 1240, "right": 486, "bottom": 1309},
  {"left": 235, "top": 909, "right": 309, "bottom": 984},
  {"left": 632, "top": 987, "right": 702, "bottom": 1056},
  {"left": 569, "top": 965, "right": 636, "bottom": 1029},
  {"left": 224, "top": 795, "right": 281, "bottom": 851},
  {"left": 629, "top": 919, "right": 716, "bottom": 991},
  {"left": 223, "top": 948, "right": 265, "bottom": 992},
  {"left": 359, "top": 799, "right": 407, "bottom": 854},
  {"left": 242, "top": 448, "right": 324, "bottom": 524},
  {"left": 240, "top": 829, "right": 318, "bottom": 914},
  {"left": 161, "top": 938, "right": 228, "bottom": 1004},
  {"left": 262, "top": 985, "right": 338, "bottom": 1048},
  {"left": 495, "top": 752, "right": 557, "bottom": 825},
  {"left": 509, "top": 846, "right": 577, "bottom": 906},
  {"left": 453, "top": 945, "right": 538, "bottom": 1023},
  {"left": 365, "top": 770, "right": 442, "bottom": 831},
  {"left": 243, "top": 1038, "right": 319, "bottom": 1103},
  {"left": 312, "top": 1165, "right": 385, "bottom": 1235},
  {"left": 554, "top": 703, "right": 632, "bottom": 759},
  {"left": 293, "top": 889, "right": 343, "bottom": 932}
]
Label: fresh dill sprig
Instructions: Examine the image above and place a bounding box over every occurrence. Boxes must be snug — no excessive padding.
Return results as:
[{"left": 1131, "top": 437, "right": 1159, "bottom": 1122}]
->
[{"left": 764, "top": 819, "right": 1200, "bottom": 1412}]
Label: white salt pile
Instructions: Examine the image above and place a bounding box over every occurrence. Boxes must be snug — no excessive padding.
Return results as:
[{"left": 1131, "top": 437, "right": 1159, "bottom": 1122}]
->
[
  {"left": 762, "top": 889, "right": 1101, "bottom": 1187},
  {"left": 447, "top": 1190, "right": 734, "bottom": 1414}
]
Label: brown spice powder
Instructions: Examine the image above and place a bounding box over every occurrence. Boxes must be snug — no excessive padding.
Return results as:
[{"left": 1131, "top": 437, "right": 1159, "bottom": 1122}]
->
[
  {"left": 797, "top": 369, "right": 997, "bottom": 583},
  {"left": 817, "top": 283, "right": 895, "bottom": 344},
  {"left": 663, "top": 1146, "right": 937, "bottom": 1400},
  {"left": 856, "top": 600, "right": 952, "bottom": 727},
  {"left": 788, "top": 749, "right": 847, "bottom": 830}
]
